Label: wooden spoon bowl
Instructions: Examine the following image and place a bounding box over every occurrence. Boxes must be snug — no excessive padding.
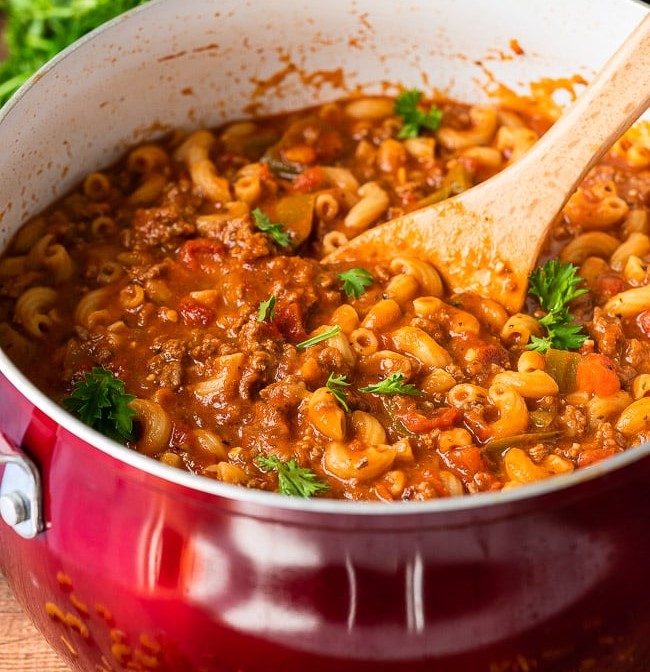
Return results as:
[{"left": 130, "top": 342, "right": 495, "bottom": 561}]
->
[{"left": 325, "top": 13, "right": 650, "bottom": 313}]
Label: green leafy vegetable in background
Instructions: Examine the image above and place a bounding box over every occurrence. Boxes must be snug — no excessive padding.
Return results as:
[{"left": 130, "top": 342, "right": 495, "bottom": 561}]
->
[
  {"left": 338, "top": 267, "right": 373, "bottom": 299},
  {"left": 394, "top": 89, "right": 443, "bottom": 139},
  {"left": 0, "top": 0, "right": 149, "bottom": 107},
  {"left": 63, "top": 366, "right": 136, "bottom": 443},
  {"left": 252, "top": 207, "right": 292, "bottom": 247},
  {"left": 256, "top": 455, "right": 329, "bottom": 497},
  {"left": 359, "top": 372, "right": 423, "bottom": 396},
  {"left": 527, "top": 259, "right": 588, "bottom": 353}
]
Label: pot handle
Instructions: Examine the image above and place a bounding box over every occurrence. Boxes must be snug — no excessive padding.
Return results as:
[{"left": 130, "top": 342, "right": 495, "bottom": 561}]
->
[{"left": 0, "top": 433, "right": 44, "bottom": 539}]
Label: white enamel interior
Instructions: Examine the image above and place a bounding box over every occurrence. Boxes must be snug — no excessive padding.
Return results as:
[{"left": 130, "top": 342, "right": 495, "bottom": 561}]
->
[{"left": 0, "top": 0, "right": 648, "bottom": 514}]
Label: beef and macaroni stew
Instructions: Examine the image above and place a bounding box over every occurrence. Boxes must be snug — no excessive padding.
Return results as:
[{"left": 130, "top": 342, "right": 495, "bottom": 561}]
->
[{"left": 1, "top": 92, "right": 649, "bottom": 501}]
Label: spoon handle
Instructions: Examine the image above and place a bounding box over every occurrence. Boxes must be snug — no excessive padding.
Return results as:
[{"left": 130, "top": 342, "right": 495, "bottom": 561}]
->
[{"left": 475, "top": 12, "right": 650, "bottom": 260}]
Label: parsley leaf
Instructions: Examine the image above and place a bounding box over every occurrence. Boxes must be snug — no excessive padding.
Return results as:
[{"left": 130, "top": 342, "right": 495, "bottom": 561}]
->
[
  {"left": 359, "top": 372, "right": 423, "bottom": 396},
  {"left": 326, "top": 372, "right": 351, "bottom": 412},
  {"left": 256, "top": 455, "right": 329, "bottom": 497},
  {"left": 529, "top": 321, "right": 588, "bottom": 353},
  {"left": 257, "top": 295, "right": 276, "bottom": 322},
  {"left": 296, "top": 325, "right": 341, "bottom": 350},
  {"left": 63, "top": 366, "right": 136, "bottom": 443},
  {"left": 338, "top": 268, "right": 373, "bottom": 299},
  {"left": 529, "top": 259, "right": 588, "bottom": 315},
  {"left": 527, "top": 260, "right": 588, "bottom": 353},
  {"left": 394, "top": 89, "right": 443, "bottom": 139},
  {"left": 252, "top": 207, "right": 291, "bottom": 247},
  {"left": 0, "top": 0, "right": 149, "bottom": 107}
]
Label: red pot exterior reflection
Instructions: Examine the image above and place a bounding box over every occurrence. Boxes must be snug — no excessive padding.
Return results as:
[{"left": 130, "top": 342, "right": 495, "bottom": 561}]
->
[{"left": 1, "top": 373, "right": 650, "bottom": 672}]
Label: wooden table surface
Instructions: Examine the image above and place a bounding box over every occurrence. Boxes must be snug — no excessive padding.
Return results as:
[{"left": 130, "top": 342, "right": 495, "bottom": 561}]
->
[{"left": 0, "top": 571, "right": 69, "bottom": 672}]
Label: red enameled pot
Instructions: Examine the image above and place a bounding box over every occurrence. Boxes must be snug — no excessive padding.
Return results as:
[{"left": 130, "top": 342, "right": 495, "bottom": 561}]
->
[{"left": 1, "top": 1, "right": 649, "bottom": 670}]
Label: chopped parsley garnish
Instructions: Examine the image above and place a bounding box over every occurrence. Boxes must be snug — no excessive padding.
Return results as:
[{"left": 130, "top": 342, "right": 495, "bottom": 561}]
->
[
  {"left": 256, "top": 455, "right": 329, "bottom": 497},
  {"left": 359, "top": 372, "right": 423, "bottom": 396},
  {"left": 296, "top": 325, "right": 341, "bottom": 350},
  {"left": 527, "top": 259, "right": 588, "bottom": 353},
  {"left": 257, "top": 295, "right": 276, "bottom": 322},
  {"left": 63, "top": 366, "right": 136, "bottom": 443},
  {"left": 394, "top": 89, "right": 443, "bottom": 139},
  {"left": 338, "top": 267, "right": 374, "bottom": 299},
  {"left": 252, "top": 207, "right": 291, "bottom": 247},
  {"left": 0, "top": 0, "right": 149, "bottom": 107},
  {"left": 326, "top": 372, "right": 351, "bottom": 412}
]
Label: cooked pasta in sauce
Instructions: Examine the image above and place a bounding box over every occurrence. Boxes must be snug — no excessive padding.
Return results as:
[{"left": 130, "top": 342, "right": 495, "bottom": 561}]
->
[{"left": 1, "top": 91, "right": 649, "bottom": 500}]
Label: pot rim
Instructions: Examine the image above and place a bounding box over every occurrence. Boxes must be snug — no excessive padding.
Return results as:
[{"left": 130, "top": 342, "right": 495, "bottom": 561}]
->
[{"left": 1, "top": 0, "right": 649, "bottom": 517}]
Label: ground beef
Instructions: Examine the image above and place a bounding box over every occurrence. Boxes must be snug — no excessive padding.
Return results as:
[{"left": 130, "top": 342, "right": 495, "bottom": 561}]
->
[
  {"left": 454, "top": 339, "right": 510, "bottom": 386},
  {"left": 240, "top": 402, "right": 292, "bottom": 456},
  {"left": 237, "top": 316, "right": 284, "bottom": 357},
  {"left": 0, "top": 271, "right": 43, "bottom": 301},
  {"left": 152, "top": 336, "right": 188, "bottom": 360},
  {"left": 581, "top": 165, "right": 618, "bottom": 190},
  {"left": 558, "top": 404, "right": 588, "bottom": 440},
  {"left": 624, "top": 338, "right": 650, "bottom": 374},
  {"left": 582, "top": 164, "right": 650, "bottom": 207},
  {"left": 587, "top": 307, "right": 626, "bottom": 360},
  {"left": 147, "top": 355, "right": 183, "bottom": 389},
  {"left": 61, "top": 332, "right": 115, "bottom": 383},
  {"left": 593, "top": 422, "right": 625, "bottom": 452},
  {"left": 197, "top": 212, "right": 272, "bottom": 261},
  {"left": 317, "top": 345, "right": 351, "bottom": 377},
  {"left": 528, "top": 442, "right": 551, "bottom": 463},
  {"left": 617, "top": 169, "right": 650, "bottom": 206},
  {"left": 586, "top": 308, "right": 650, "bottom": 383},
  {"left": 238, "top": 350, "right": 275, "bottom": 400},
  {"left": 130, "top": 204, "right": 196, "bottom": 250},
  {"left": 126, "top": 258, "right": 175, "bottom": 285},
  {"left": 147, "top": 337, "right": 189, "bottom": 389},
  {"left": 266, "top": 255, "right": 322, "bottom": 308},
  {"left": 258, "top": 377, "right": 309, "bottom": 411},
  {"left": 188, "top": 334, "right": 224, "bottom": 362}
]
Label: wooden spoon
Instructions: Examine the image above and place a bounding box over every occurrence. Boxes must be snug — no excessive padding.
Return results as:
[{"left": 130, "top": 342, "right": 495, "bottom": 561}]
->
[{"left": 325, "top": 13, "right": 650, "bottom": 313}]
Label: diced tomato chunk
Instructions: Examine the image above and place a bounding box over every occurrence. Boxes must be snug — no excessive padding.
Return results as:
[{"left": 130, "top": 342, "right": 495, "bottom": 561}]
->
[
  {"left": 274, "top": 301, "right": 307, "bottom": 341},
  {"left": 316, "top": 131, "right": 344, "bottom": 162},
  {"left": 575, "top": 353, "right": 621, "bottom": 397},
  {"left": 463, "top": 410, "right": 491, "bottom": 443},
  {"left": 596, "top": 273, "right": 627, "bottom": 299},
  {"left": 178, "top": 298, "right": 215, "bottom": 326},
  {"left": 178, "top": 238, "right": 225, "bottom": 271},
  {"left": 292, "top": 166, "right": 325, "bottom": 194},
  {"left": 399, "top": 407, "right": 460, "bottom": 433},
  {"left": 577, "top": 447, "right": 618, "bottom": 467},
  {"left": 441, "top": 446, "right": 486, "bottom": 480}
]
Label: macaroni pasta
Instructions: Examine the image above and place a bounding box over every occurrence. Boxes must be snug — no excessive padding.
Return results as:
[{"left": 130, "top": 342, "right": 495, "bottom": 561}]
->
[{"left": 0, "top": 90, "right": 649, "bottom": 500}]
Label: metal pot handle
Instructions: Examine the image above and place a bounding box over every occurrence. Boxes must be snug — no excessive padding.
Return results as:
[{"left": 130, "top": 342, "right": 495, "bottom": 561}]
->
[{"left": 0, "top": 433, "right": 43, "bottom": 539}]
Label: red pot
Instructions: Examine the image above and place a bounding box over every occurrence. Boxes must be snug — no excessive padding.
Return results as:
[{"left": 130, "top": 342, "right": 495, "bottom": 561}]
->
[{"left": 1, "top": 1, "right": 649, "bottom": 670}]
